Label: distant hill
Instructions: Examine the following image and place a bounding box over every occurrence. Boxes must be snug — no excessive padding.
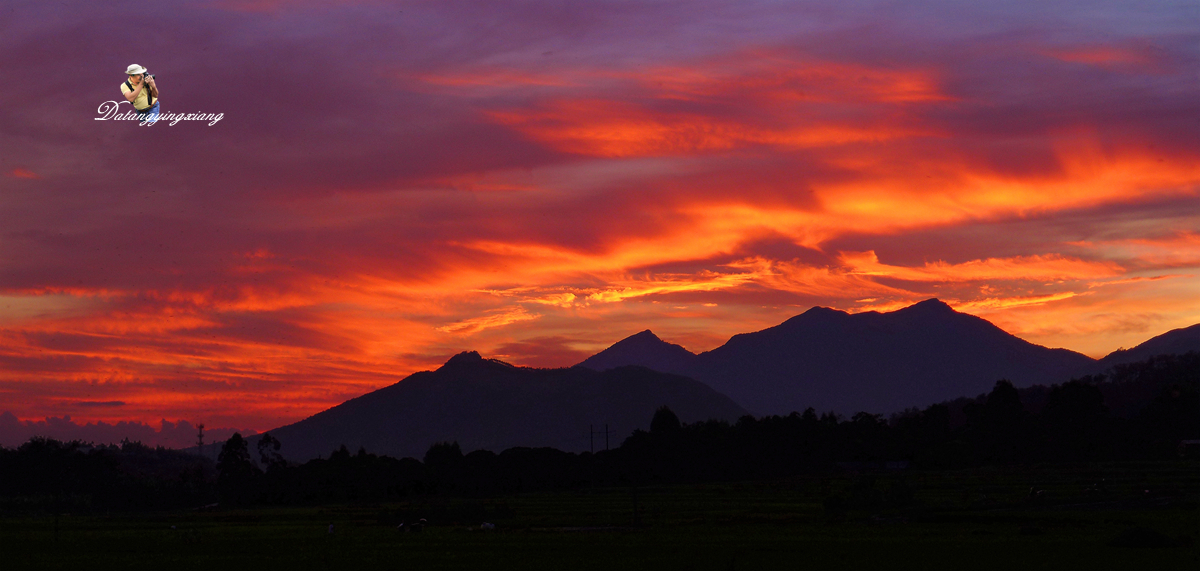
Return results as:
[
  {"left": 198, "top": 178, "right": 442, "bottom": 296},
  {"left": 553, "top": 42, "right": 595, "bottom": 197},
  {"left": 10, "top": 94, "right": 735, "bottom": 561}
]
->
[
  {"left": 257, "top": 351, "right": 747, "bottom": 462},
  {"left": 577, "top": 299, "right": 1096, "bottom": 417},
  {"left": 577, "top": 329, "right": 697, "bottom": 373},
  {"left": 1096, "top": 323, "right": 1200, "bottom": 369}
]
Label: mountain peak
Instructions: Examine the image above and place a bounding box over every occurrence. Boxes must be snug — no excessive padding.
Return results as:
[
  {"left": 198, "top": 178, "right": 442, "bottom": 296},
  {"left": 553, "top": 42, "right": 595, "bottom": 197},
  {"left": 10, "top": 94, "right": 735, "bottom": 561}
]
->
[
  {"left": 779, "top": 305, "right": 848, "bottom": 327},
  {"left": 685, "top": 296, "right": 1094, "bottom": 416},
  {"left": 625, "top": 329, "right": 662, "bottom": 343},
  {"left": 800, "top": 305, "right": 846, "bottom": 317},
  {"left": 900, "top": 298, "right": 956, "bottom": 314},
  {"left": 576, "top": 330, "right": 696, "bottom": 373},
  {"left": 441, "top": 351, "right": 519, "bottom": 373},
  {"left": 444, "top": 350, "right": 484, "bottom": 366}
]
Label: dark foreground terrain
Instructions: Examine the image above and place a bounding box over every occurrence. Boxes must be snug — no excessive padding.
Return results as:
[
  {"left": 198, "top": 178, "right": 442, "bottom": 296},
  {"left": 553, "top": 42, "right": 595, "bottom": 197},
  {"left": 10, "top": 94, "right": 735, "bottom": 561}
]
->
[{"left": 4, "top": 462, "right": 1197, "bottom": 570}]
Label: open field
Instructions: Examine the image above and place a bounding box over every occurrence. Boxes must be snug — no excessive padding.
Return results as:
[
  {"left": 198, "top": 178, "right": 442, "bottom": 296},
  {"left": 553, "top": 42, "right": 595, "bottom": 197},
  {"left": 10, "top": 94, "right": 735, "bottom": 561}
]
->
[{"left": 4, "top": 462, "right": 1197, "bottom": 570}]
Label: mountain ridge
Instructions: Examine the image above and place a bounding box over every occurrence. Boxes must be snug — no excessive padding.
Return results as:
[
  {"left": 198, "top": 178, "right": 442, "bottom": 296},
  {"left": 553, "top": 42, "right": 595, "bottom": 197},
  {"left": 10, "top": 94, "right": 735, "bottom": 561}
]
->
[
  {"left": 577, "top": 299, "right": 1100, "bottom": 416},
  {"left": 1095, "top": 323, "right": 1200, "bottom": 369}
]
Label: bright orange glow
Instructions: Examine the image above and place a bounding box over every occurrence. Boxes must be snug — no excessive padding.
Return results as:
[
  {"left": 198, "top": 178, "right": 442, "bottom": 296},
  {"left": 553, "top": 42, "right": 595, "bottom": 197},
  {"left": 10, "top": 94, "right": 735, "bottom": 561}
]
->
[{"left": 840, "top": 251, "right": 1123, "bottom": 282}]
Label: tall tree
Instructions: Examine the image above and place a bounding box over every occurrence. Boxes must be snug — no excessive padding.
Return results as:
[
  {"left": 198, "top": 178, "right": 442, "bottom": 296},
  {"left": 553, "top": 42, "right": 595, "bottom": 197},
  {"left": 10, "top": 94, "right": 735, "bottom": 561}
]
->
[
  {"left": 217, "top": 433, "right": 261, "bottom": 504},
  {"left": 257, "top": 432, "right": 286, "bottom": 472}
]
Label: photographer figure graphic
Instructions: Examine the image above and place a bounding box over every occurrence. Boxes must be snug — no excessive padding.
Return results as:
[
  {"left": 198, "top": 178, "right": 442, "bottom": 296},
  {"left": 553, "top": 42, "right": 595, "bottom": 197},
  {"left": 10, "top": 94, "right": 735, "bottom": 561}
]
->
[{"left": 121, "top": 64, "right": 160, "bottom": 124}]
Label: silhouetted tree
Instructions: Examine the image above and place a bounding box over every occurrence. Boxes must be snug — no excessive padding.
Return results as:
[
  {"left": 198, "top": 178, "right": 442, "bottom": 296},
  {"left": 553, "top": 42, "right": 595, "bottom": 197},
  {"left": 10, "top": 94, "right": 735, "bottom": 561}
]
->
[
  {"left": 1043, "top": 381, "right": 1109, "bottom": 460},
  {"left": 1153, "top": 382, "right": 1200, "bottom": 433},
  {"left": 801, "top": 407, "right": 819, "bottom": 423},
  {"left": 985, "top": 380, "right": 1023, "bottom": 420},
  {"left": 903, "top": 403, "right": 952, "bottom": 467},
  {"left": 650, "top": 406, "right": 681, "bottom": 433},
  {"left": 978, "top": 380, "right": 1026, "bottom": 463},
  {"left": 424, "top": 441, "right": 463, "bottom": 468},
  {"left": 217, "top": 433, "right": 261, "bottom": 504},
  {"left": 257, "top": 432, "right": 286, "bottom": 472},
  {"left": 330, "top": 444, "right": 352, "bottom": 462}
]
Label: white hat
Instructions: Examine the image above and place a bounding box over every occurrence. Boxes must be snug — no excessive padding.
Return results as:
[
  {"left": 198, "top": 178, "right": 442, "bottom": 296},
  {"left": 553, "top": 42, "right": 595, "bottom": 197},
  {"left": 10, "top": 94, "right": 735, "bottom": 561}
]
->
[{"left": 126, "top": 64, "right": 147, "bottom": 75}]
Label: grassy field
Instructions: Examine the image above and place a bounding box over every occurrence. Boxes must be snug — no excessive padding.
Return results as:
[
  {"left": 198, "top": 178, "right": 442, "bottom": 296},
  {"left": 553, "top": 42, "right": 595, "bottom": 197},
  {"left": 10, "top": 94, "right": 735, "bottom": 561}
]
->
[{"left": 4, "top": 462, "right": 1197, "bottom": 570}]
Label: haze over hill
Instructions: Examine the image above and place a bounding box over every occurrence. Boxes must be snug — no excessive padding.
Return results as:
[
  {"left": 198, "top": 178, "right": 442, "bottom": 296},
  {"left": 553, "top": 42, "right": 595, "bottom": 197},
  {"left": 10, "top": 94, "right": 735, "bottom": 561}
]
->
[
  {"left": 578, "top": 299, "right": 1103, "bottom": 416},
  {"left": 256, "top": 351, "right": 747, "bottom": 462}
]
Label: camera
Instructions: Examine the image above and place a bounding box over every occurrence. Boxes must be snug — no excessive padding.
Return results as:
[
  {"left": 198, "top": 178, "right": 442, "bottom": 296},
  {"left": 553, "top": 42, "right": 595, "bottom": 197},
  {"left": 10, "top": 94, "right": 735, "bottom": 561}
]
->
[{"left": 143, "top": 72, "right": 155, "bottom": 79}]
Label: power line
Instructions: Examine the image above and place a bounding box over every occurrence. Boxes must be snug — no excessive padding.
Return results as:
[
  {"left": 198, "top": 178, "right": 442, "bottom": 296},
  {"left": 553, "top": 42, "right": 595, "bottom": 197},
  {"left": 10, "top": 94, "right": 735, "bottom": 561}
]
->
[{"left": 590, "top": 424, "right": 614, "bottom": 453}]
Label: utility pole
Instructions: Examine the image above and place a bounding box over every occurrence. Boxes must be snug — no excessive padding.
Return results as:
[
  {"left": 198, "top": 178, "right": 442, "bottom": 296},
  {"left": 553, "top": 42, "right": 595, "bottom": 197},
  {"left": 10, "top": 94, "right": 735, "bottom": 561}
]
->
[
  {"left": 631, "top": 482, "right": 640, "bottom": 526},
  {"left": 196, "top": 423, "right": 205, "bottom": 457},
  {"left": 591, "top": 424, "right": 616, "bottom": 452}
]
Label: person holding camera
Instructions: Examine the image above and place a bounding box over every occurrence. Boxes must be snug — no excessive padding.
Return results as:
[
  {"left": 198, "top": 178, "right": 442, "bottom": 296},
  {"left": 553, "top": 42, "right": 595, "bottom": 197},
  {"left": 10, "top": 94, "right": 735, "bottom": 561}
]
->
[{"left": 121, "top": 64, "right": 160, "bottom": 124}]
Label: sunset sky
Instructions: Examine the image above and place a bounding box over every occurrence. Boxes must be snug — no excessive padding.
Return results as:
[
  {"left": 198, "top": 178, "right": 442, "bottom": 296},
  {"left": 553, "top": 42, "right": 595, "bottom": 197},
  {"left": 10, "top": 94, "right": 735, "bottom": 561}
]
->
[{"left": 1, "top": 0, "right": 1198, "bottom": 442}]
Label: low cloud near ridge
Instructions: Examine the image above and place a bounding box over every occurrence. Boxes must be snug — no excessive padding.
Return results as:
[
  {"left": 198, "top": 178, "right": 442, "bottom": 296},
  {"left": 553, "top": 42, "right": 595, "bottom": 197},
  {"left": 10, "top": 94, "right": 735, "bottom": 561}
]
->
[{"left": 0, "top": 411, "right": 253, "bottom": 450}]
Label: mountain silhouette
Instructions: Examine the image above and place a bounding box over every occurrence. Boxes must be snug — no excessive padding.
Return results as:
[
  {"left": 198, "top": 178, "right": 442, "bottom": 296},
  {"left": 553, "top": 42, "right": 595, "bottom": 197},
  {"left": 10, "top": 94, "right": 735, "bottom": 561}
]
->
[
  {"left": 1096, "top": 323, "right": 1200, "bottom": 369},
  {"left": 577, "top": 329, "right": 697, "bottom": 373},
  {"left": 577, "top": 299, "right": 1095, "bottom": 416},
  {"left": 259, "top": 351, "right": 746, "bottom": 461}
]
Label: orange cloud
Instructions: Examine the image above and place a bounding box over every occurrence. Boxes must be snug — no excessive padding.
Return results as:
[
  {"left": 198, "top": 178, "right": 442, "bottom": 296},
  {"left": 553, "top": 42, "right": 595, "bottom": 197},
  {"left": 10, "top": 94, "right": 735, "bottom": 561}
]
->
[
  {"left": 968, "top": 274, "right": 1200, "bottom": 357},
  {"left": 409, "top": 69, "right": 580, "bottom": 89},
  {"left": 583, "top": 268, "right": 767, "bottom": 303},
  {"left": 840, "top": 251, "right": 1123, "bottom": 282},
  {"left": 626, "top": 54, "right": 955, "bottom": 104},
  {"left": 817, "top": 144, "right": 1200, "bottom": 233},
  {"left": 7, "top": 168, "right": 40, "bottom": 179},
  {"left": 1044, "top": 46, "right": 1153, "bottom": 66},
  {"left": 436, "top": 307, "right": 540, "bottom": 334},
  {"left": 1080, "top": 232, "right": 1200, "bottom": 269},
  {"left": 470, "top": 261, "right": 774, "bottom": 308},
  {"left": 950, "top": 292, "right": 1084, "bottom": 312},
  {"left": 490, "top": 99, "right": 933, "bottom": 157},
  {"left": 407, "top": 50, "right": 955, "bottom": 158}
]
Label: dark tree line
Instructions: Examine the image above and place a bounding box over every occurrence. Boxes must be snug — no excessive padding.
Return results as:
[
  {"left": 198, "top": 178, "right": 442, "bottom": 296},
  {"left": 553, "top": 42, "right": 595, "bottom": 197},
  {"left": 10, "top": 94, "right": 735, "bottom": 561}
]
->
[
  {"left": 0, "top": 439, "right": 214, "bottom": 511},
  {"left": 2, "top": 353, "right": 1196, "bottom": 511}
]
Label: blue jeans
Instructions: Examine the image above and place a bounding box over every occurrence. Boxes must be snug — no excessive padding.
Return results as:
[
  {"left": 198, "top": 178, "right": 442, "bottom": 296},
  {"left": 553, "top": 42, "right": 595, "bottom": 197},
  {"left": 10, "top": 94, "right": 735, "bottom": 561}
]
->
[{"left": 137, "top": 101, "right": 161, "bottom": 125}]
